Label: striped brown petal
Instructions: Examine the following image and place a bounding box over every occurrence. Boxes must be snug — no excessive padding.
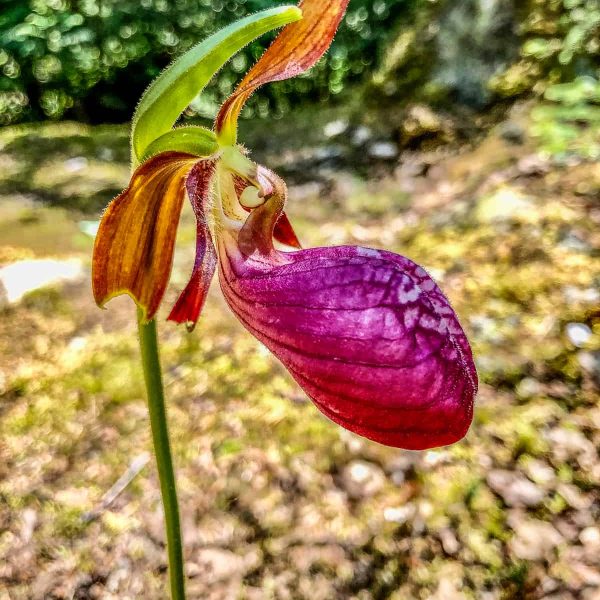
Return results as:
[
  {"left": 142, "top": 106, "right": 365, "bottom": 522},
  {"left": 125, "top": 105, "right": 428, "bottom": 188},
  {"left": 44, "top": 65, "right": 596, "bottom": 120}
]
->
[
  {"left": 92, "top": 152, "right": 197, "bottom": 321},
  {"left": 215, "top": 0, "right": 350, "bottom": 144}
]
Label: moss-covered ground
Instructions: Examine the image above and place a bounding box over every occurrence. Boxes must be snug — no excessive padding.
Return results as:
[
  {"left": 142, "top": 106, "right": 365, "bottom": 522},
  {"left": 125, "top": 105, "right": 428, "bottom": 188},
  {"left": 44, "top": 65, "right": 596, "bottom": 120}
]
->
[{"left": 0, "top": 105, "right": 598, "bottom": 599}]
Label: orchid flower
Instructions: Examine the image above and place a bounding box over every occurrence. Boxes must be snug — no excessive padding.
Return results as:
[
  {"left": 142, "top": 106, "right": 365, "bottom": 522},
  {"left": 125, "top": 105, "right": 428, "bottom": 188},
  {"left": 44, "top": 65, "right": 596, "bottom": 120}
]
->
[{"left": 92, "top": 1, "right": 477, "bottom": 452}]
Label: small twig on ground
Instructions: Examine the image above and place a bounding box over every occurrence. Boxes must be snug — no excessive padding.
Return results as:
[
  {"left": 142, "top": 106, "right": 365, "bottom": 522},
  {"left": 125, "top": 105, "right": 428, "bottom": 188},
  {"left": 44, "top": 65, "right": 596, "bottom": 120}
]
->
[{"left": 82, "top": 452, "right": 151, "bottom": 523}]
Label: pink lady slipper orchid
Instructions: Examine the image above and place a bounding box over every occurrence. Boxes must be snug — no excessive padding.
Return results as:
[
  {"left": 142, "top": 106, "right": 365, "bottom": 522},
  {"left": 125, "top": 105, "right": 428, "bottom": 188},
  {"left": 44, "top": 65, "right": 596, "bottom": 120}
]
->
[{"left": 92, "top": 0, "right": 477, "bottom": 451}]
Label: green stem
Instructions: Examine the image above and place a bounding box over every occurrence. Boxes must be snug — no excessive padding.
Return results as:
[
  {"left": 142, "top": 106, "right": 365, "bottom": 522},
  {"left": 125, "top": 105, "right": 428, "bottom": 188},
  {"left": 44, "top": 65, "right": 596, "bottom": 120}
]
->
[{"left": 137, "top": 310, "right": 186, "bottom": 600}]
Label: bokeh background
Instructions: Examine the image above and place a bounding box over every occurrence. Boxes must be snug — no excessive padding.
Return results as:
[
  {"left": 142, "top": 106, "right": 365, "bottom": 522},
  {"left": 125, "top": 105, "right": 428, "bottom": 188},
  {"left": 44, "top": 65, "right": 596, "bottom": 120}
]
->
[{"left": 0, "top": 1, "right": 599, "bottom": 598}]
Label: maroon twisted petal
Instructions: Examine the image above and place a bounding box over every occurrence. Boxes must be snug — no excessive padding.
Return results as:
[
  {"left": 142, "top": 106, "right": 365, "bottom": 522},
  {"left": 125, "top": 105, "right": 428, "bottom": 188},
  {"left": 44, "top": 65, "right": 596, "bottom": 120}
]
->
[
  {"left": 168, "top": 159, "right": 217, "bottom": 330},
  {"left": 217, "top": 186, "right": 477, "bottom": 449}
]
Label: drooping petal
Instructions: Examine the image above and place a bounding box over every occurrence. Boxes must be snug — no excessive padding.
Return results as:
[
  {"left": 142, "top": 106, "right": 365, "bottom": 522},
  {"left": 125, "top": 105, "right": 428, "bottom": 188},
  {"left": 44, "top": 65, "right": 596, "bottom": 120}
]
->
[
  {"left": 215, "top": 0, "right": 350, "bottom": 144},
  {"left": 217, "top": 183, "right": 477, "bottom": 450},
  {"left": 92, "top": 152, "right": 197, "bottom": 320},
  {"left": 168, "top": 159, "right": 218, "bottom": 330}
]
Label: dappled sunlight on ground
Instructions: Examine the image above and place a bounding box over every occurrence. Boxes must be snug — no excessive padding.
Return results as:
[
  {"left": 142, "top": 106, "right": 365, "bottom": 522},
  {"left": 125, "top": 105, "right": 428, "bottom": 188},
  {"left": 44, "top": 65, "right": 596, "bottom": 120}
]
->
[{"left": 0, "top": 111, "right": 599, "bottom": 599}]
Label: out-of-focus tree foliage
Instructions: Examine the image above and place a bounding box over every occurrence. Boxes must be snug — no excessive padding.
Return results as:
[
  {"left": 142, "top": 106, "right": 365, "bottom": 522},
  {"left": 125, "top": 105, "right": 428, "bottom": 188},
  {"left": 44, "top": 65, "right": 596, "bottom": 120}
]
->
[
  {"left": 1, "top": 0, "right": 598, "bottom": 125},
  {"left": 530, "top": 76, "right": 600, "bottom": 161},
  {"left": 0, "top": 0, "right": 412, "bottom": 124},
  {"left": 490, "top": 0, "right": 600, "bottom": 98},
  {"left": 371, "top": 0, "right": 600, "bottom": 110}
]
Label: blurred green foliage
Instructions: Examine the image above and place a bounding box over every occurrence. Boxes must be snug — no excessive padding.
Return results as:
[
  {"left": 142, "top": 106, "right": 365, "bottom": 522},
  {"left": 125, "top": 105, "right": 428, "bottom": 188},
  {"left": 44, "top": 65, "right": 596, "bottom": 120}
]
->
[
  {"left": 0, "top": 0, "right": 410, "bottom": 124},
  {"left": 531, "top": 76, "right": 600, "bottom": 160},
  {"left": 1, "top": 0, "right": 599, "bottom": 125},
  {"left": 490, "top": 0, "right": 600, "bottom": 97}
]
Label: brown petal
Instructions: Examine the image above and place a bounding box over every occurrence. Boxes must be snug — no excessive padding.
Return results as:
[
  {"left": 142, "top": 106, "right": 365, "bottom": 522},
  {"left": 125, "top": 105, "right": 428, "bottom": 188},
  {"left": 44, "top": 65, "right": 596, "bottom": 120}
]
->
[
  {"left": 215, "top": 0, "right": 350, "bottom": 144},
  {"left": 92, "top": 152, "right": 197, "bottom": 320}
]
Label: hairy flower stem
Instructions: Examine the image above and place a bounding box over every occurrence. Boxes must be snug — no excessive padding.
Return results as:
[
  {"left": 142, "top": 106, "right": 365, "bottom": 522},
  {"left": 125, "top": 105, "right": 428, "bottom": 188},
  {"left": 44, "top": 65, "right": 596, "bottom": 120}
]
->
[{"left": 137, "top": 310, "right": 186, "bottom": 599}]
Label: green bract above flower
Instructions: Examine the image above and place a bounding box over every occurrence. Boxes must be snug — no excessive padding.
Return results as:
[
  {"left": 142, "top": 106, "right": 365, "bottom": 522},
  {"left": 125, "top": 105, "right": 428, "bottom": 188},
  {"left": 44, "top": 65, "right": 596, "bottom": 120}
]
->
[{"left": 131, "top": 5, "right": 302, "bottom": 163}]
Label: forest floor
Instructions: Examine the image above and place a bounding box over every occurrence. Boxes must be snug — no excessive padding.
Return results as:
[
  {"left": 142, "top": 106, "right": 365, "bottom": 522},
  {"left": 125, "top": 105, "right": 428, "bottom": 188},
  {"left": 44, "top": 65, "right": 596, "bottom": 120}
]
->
[{"left": 0, "top": 103, "right": 599, "bottom": 600}]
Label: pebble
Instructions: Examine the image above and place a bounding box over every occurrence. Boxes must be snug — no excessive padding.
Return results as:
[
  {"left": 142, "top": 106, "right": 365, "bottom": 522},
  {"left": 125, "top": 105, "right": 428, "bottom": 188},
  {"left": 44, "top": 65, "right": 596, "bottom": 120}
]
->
[
  {"left": 323, "top": 119, "right": 348, "bottom": 138},
  {"left": 516, "top": 377, "right": 543, "bottom": 399},
  {"left": 559, "top": 232, "right": 592, "bottom": 253},
  {"left": 351, "top": 126, "right": 372, "bottom": 146},
  {"left": 523, "top": 459, "right": 556, "bottom": 487},
  {"left": 566, "top": 563, "right": 600, "bottom": 588},
  {"left": 578, "top": 351, "right": 600, "bottom": 377},
  {"left": 509, "top": 520, "right": 563, "bottom": 561},
  {"left": 566, "top": 323, "right": 593, "bottom": 348},
  {"left": 557, "top": 484, "right": 591, "bottom": 510},
  {"left": 383, "top": 504, "right": 416, "bottom": 524},
  {"left": 368, "top": 141, "right": 399, "bottom": 160},
  {"left": 341, "top": 460, "right": 385, "bottom": 498},
  {"left": 545, "top": 428, "right": 595, "bottom": 461},
  {"left": 439, "top": 528, "right": 460, "bottom": 555},
  {"left": 430, "top": 578, "right": 467, "bottom": 600},
  {"left": 500, "top": 121, "right": 525, "bottom": 144},
  {"left": 487, "top": 470, "right": 545, "bottom": 507},
  {"left": 423, "top": 450, "right": 451, "bottom": 469},
  {"left": 19, "top": 509, "right": 38, "bottom": 544}
]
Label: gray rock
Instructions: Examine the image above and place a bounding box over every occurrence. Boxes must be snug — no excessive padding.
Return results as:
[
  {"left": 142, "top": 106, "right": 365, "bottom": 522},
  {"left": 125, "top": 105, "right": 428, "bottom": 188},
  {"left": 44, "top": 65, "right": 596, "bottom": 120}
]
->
[
  {"left": 578, "top": 351, "right": 600, "bottom": 377},
  {"left": 368, "top": 141, "right": 399, "bottom": 160},
  {"left": 487, "top": 470, "right": 546, "bottom": 507},
  {"left": 523, "top": 459, "right": 556, "bottom": 487},
  {"left": 545, "top": 428, "right": 595, "bottom": 461},
  {"left": 383, "top": 504, "right": 416, "bottom": 524},
  {"left": 516, "top": 377, "right": 543, "bottom": 399},
  {"left": 566, "top": 323, "right": 593, "bottom": 348},
  {"left": 341, "top": 460, "right": 385, "bottom": 498},
  {"left": 500, "top": 121, "right": 525, "bottom": 144},
  {"left": 351, "top": 126, "right": 373, "bottom": 146},
  {"left": 439, "top": 528, "right": 460, "bottom": 555},
  {"left": 323, "top": 119, "right": 348, "bottom": 138},
  {"left": 509, "top": 520, "right": 563, "bottom": 561}
]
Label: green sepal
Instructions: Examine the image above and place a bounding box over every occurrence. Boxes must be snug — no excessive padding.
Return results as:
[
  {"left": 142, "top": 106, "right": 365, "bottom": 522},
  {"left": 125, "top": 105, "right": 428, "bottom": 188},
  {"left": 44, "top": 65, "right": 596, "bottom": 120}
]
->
[
  {"left": 141, "top": 126, "right": 219, "bottom": 163},
  {"left": 132, "top": 6, "right": 302, "bottom": 162}
]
